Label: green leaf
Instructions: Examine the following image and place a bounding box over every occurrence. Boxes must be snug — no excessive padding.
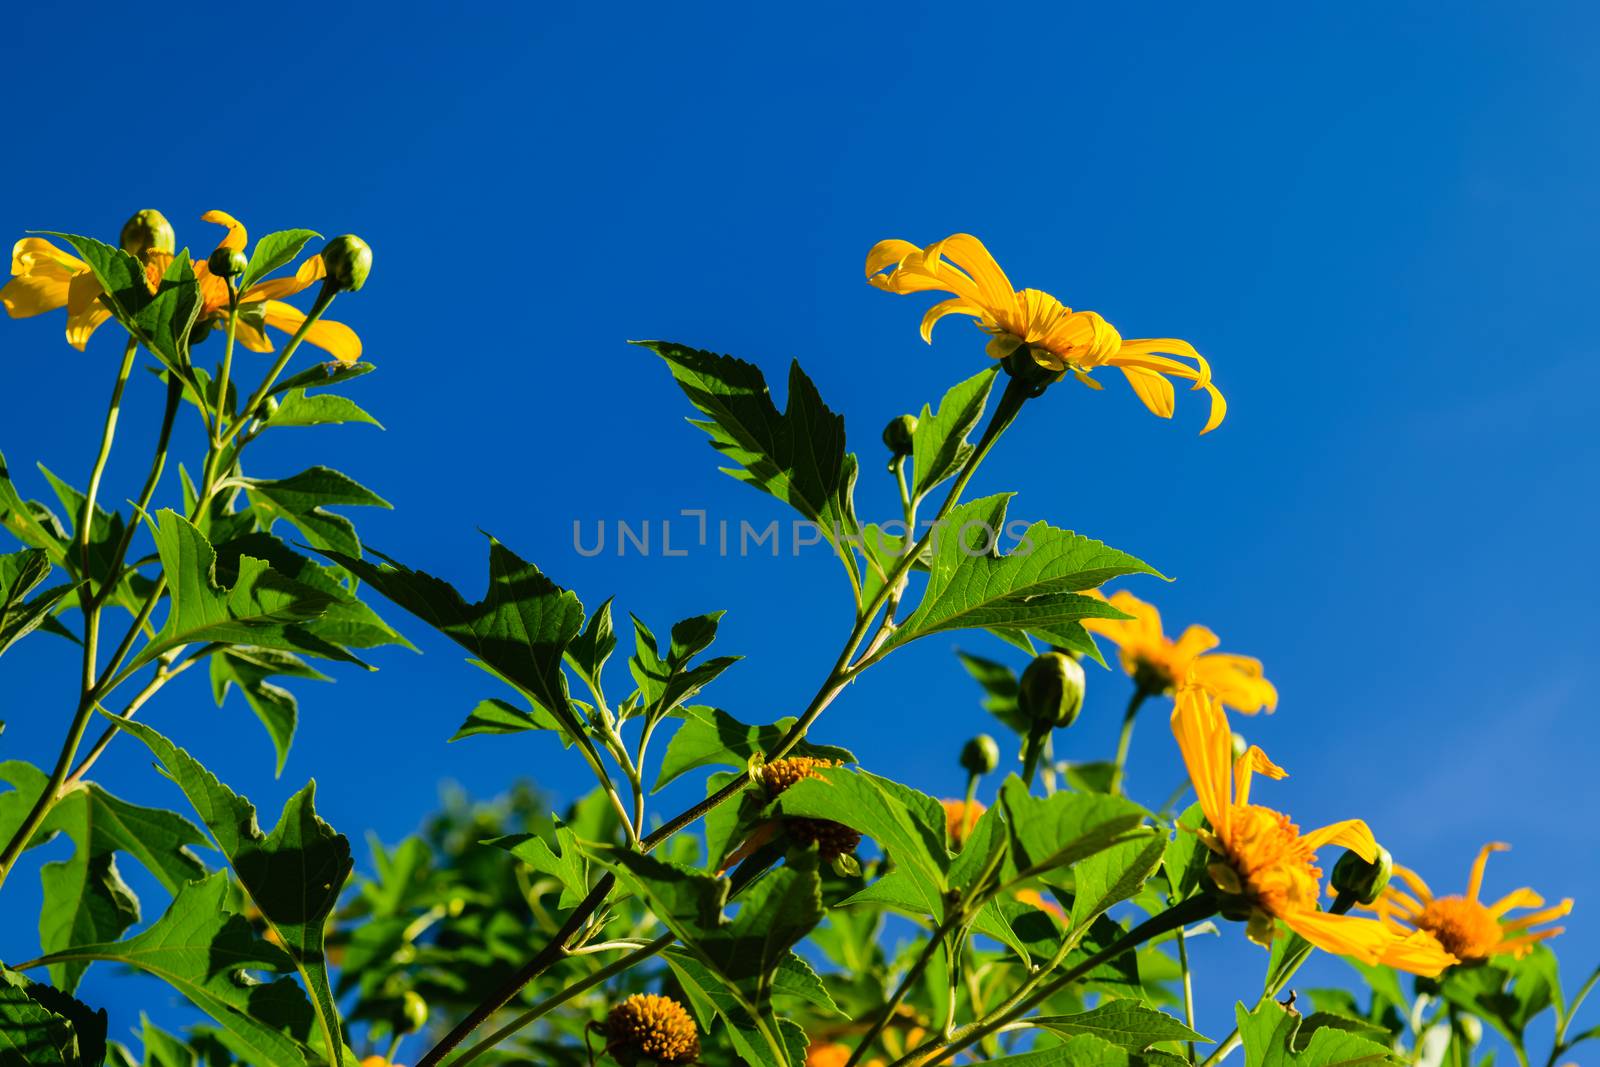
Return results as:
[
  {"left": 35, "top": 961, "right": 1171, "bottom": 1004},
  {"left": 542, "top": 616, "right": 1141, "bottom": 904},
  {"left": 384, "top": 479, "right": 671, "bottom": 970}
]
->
[
  {"left": 947, "top": 798, "right": 1008, "bottom": 891},
  {"left": 262, "top": 389, "right": 382, "bottom": 430},
  {"left": 318, "top": 539, "right": 588, "bottom": 745},
  {"left": 1437, "top": 947, "right": 1560, "bottom": 1053},
  {"left": 1031, "top": 1001, "right": 1209, "bottom": 1051},
  {"left": 773, "top": 768, "right": 947, "bottom": 917},
  {"left": 0, "top": 549, "right": 69, "bottom": 658},
  {"left": 644, "top": 341, "right": 859, "bottom": 560},
  {"left": 449, "top": 696, "right": 572, "bottom": 745},
  {"left": 125, "top": 510, "right": 346, "bottom": 674},
  {"left": 39, "top": 235, "right": 202, "bottom": 375},
  {"left": 0, "top": 451, "right": 69, "bottom": 564},
  {"left": 655, "top": 707, "right": 853, "bottom": 791},
  {"left": 957, "top": 650, "right": 1027, "bottom": 734},
  {"left": 629, "top": 614, "right": 740, "bottom": 726},
  {"left": 1237, "top": 999, "right": 1394, "bottom": 1067},
  {"left": 269, "top": 362, "right": 374, "bottom": 397},
  {"left": 25, "top": 874, "right": 317, "bottom": 1066},
  {"left": 564, "top": 596, "right": 616, "bottom": 697},
  {"left": 911, "top": 366, "right": 997, "bottom": 504},
  {"left": 0, "top": 965, "right": 107, "bottom": 1067},
  {"left": 245, "top": 467, "right": 390, "bottom": 560},
  {"left": 998, "top": 776, "right": 1151, "bottom": 882},
  {"left": 970, "top": 1034, "right": 1137, "bottom": 1066},
  {"left": 210, "top": 647, "right": 332, "bottom": 776},
  {"left": 1163, "top": 802, "right": 1209, "bottom": 902},
  {"left": 663, "top": 950, "right": 808, "bottom": 1067},
  {"left": 1068, "top": 834, "right": 1167, "bottom": 930},
  {"left": 240, "top": 229, "right": 320, "bottom": 291},
  {"left": 486, "top": 823, "right": 589, "bottom": 908},
  {"left": 881, "top": 495, "right": 1157, "bottom": 653},
  {"left": 107, "top": 719, "right": 351, "bottom": 1064}
]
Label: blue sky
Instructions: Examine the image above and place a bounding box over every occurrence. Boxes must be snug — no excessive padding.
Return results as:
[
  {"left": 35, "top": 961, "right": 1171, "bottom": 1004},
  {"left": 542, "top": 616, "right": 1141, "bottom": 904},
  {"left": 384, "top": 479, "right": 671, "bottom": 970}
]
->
[{"left": 3, "top": 0, "right": 1598, "bottom": 1055}]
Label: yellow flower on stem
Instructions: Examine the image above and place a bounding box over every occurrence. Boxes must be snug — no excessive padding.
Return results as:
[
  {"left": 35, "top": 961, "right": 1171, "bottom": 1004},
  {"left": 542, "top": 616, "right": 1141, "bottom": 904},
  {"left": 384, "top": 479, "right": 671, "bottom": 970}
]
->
[
  {"left": 941, "top": 797, "right": 983, "bottom": 846},
  {"left": 865, "top": 233, "right": 1225, "bottom": 433},
  {"left": 1366, "top": 843, "right": 1572, "bottom": 963},
  {"left": 1083, "top": 589, "right": 1277, "bottom": 713},
  {"left": 1171, "top": 683, "right": 1456, "bottom": 974},
  {"left": 3, "top": 211, "right": 361, "bottom": 362}
]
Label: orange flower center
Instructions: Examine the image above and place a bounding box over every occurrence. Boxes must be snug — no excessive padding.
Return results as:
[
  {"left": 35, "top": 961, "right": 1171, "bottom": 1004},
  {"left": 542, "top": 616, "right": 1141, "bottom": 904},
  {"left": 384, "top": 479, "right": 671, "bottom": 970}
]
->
[
  {"left": 1225, "top": 804, "right": 1322, "bottom": 917},
  {"left": 1415, "top": 896, "right": 1503, "bottom": 960}
]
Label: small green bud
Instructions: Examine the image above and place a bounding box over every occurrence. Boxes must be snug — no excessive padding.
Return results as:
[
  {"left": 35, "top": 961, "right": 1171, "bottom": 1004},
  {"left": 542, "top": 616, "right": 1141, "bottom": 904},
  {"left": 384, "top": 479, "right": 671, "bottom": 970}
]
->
[
  {"left": 1330, "top": 845, "right": 1393, "bottom": 906},
  {"left": 119, "top": 209, "right": 175, "bottom": 258},
  {"left": 960, "top": 734, "right": 1000, "bottom": 777},
  {"left": 1231, "top": 732, "right": 1248, "bottom": 760},
  {"left": 1454, "top": 1014, "right": 1481, "bottom": 1046},
  {"left": 1019, "top": 652, "right": 1086, "bottom": 730},
  {"left": 882, "top": 414, "right": 917, "bottom": 456},
  {"left": 398, "top": 989, "right": 428, "bottom": 1034},
  {"left": 207, "top": 246, "right": 249, "bottom": 279},
  {"left": 258, "top": 395, "right": 280, "bottom": 421},
  {"left": 321, "top": 234, "right": 372, "bottom": 292}
]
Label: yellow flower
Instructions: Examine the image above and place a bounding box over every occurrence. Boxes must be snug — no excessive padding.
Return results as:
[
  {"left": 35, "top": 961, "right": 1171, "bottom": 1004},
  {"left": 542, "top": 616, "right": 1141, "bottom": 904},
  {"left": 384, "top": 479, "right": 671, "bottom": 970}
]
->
[
  {"left": 1366, "top": 843, "right": 1572, "bottom": 963},
  {"left": 942, "top": 798, "right": 983, "bottom": 846},
  {"left": 606, "top": 993, "right": 700, "bottom": 1064},
  {"left": 1082, "top": 590, "right": 1277, "bottom": 713},
  {"left": 808, "top": 1043, "right": 885, "bottom": 1067},
  {"left": 1171, "top": 684, "right": 1456, "bottom": 975},
  {"left": 865, "top": 233, "right": 1225, "bottom": 433},
  {"left": 3, "top": 211, "right": 361, "bottom": 362}
]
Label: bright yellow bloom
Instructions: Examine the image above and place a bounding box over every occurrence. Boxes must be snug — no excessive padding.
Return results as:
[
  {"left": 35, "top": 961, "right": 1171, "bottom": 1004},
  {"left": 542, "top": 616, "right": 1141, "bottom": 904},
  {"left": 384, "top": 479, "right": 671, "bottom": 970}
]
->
[
  {"left": 3, "top": 210, "right": 361, "bottom": 362},
  {"left": 1171, "top": 684, "right": 1456, "bottom": 975},
  {"left": 865, "top": 233, "right": 1225, "bottom": 433},
  {"left": 942, "top": 798, "right": 983, "bottom": 846},
  {"left": 808, "top": 1043, "right": 884, "bottom": 1067},
  {"left": 1366, "top": 843, "right": 1572, "bottom": 963},
  {"left": 1082, "top": 590, "right": 1277, "bottom": 713}
]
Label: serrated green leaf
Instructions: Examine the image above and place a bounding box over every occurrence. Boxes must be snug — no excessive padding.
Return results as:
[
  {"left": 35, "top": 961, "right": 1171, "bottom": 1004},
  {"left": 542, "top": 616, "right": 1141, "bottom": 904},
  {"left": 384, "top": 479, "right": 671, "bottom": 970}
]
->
[
  {"left": 1031, "top": 1001, "right": 1209, "bottom": 1051},
  {"left": 1238, "top": 998, "right": 1394, "bottom": 1067},
  {"left": 564, "top": 595, "right": 616, "bottom": 697},
  {"left": 486, "top": 823, "right": 588, "bottom": 908},
  {"left": 629, "top": 614, "right": 739, "bottom": 726},
  {"left": 240, "top": 229, "right": 320, "bottom": 291},
  {"left": 449, "top": 697, "right": 572, "bottom": 745},
  {"left": 644, "top": 340, "right": 859, "bottom": 563},
  {"left": 969, "top": 1033, "right": 1137, "bottom": 1066},
  {"left": 0, "top": 964, "right": 107, "bottom": 1067},
  {"left": 107, "top": 720, "right": 350, "bottom": 1065},
  {"left": 1163, "top": 802, "right": 1209, "bottom": 902},
  {"left": 38, "top": 235, "right": 202, "bottom": 374},
  {"left": 998, "top": 776, "right": 1151, "bottom": 882},
  {"left": 0, "top": 452, "right": 69, "bottom": 564},
  {"left": 210, "top": 647, "right": 332, "bottom": 776},
  {"left": 911, "top": 366, "right": 997, "bottom": 504},
  {"left": 245, "top": 467, "right": 390, "bottom": 560},
  {"left": 268, "top": 361, "right": 374, "bottom": 397},
  {"left": 1068, "top": 834, "right": 1166, "bottom": 930},
  {"left": 655, "top": 707, "right": 853, "bottom": 791},
  {"left": 262, "top": 389, "right": 382, "bottom": 430},
  {"left": 0, "top": 549, "right": 69, "bottom": 657}
]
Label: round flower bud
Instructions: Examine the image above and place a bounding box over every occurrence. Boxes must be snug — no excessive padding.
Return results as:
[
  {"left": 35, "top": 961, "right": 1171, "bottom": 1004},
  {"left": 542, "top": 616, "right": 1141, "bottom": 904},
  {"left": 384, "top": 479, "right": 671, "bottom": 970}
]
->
[
  {"left": 398, "top": 989, "right": 428, "bottom": 1034},
  {"left": 208, "top": 246, "right": 249, "bottom": 279},
  {"left": 321, "top": 234, "right": 373, "bottom": 292},
  {"left": 1330, "top": 845, "right": 1394, "bottom": 906},
  {"left": 1231, "top": 732, "right": 1249, "bottom": 760},
  {"left": 120, "top": 209, "right": 176, "bottom": 258},
  {"left": 1019, "top": 652, "right": 1086, "bottom": 730},
  {"left": 606, "top": 993, "right": 700, "bottom": 1064},
  {"left": 882, "top": 414, "right": 918, "bottom": 455},
  {"left": 960, "top": 734, "right": 1000, "bottom": 777}
]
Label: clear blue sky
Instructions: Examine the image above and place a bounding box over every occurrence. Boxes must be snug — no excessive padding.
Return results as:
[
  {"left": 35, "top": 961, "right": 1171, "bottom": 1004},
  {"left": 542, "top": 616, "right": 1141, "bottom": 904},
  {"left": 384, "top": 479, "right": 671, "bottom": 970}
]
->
[{"left": 3, "top": 1, "right": 1597, "bottom": 1055}]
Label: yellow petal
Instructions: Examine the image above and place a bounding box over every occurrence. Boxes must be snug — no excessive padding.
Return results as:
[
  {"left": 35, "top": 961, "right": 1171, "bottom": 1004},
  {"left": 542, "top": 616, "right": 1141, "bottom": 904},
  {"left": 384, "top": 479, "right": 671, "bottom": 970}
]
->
[
  {"left": 1121, "top": 365, "right": 1177, "bottom": 419},
  {"left": 64, "top": 272, "right": 111, "bottom": 350},
  {"left": 201, "top": 209, "right": 248, "bottom": 252},
  {"left": 1280, "top": 909, "right": 1395, "bottom": 966},
  {"left": 2, "top": 272, "right": 72, "bottom": 318},
  {"left": 243, "top": 253, "right": 326, "bottom": 303},
  {"left": 865, "top": 239, "right": 920, "bottom": 278},
  {"left": 1392, "top": 863, "right": 1435, "bottom": 905},
  {"left": 929, "top": 234, "right": 1015, "bottom": 309},
  {"left": 1467, "top": 842, "right": 1510, "bottom": 903},
  {"left": 1169, "top": 685, "right": 1232, "bottom": 839},
  {"left": 263, "top": 301, "right": 362, "bottom": 363},
  {"left": 920, "top": 297, "right": 985, "bottom": 343},
  {"left": 1376, "top": 929, "right": 1458, "bottom": 976},
  {"left": 1301, "top": 819, "right": 1377, "bottom": 861},
  {"left": 1232, "top": 744, "right": 1288, "bottom": 807},
  {"left": 1500, "top": 899, "right": 1572, "bottom": 931},
  {"left": 11, "top": 237, "right": 86, "bottom": 275}
]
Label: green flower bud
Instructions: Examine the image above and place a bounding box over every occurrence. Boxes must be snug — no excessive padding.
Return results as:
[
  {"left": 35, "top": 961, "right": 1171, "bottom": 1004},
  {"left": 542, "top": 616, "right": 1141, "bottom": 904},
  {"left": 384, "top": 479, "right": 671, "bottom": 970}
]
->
[
  {"left": 321, "top": 234, "right": 372, "bottom": 292},
  {"left": 1019, "top": 652, "right": 1086, "bottom": 730},
  {"left": 960, "top": 734, "right": 1000, "bottom": 777},
  {"left": 398, "top": 989, "right": 428, "bottom": 1034},
  {"left": 207, "top": 247, "right": 249, "bottom": 279},
  {"left": 882, "top": 414, "right": 917, "bottom": 455},
  {"left": 1231, "top": 732, "right": 1249, "bottom": 760},
  {"left": 119, "top": 209, "right": 175, "bottom": 258},
  {"left": 1330, "top": 845, "right": 1393, "bottom": 906},
  {"left": 259, "top": 395, "right": 280, "bottom": 420}
]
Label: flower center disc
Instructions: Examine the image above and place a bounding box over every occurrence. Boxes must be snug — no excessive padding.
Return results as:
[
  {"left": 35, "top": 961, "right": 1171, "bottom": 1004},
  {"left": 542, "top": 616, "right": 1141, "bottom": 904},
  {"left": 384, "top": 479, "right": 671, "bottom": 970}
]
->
[
  {"left": 1226, "top": 804, "right": 1322, "bottom": 916},
  {"left": 1416, "top": 896, "right": 1503, "bottom": 960}
]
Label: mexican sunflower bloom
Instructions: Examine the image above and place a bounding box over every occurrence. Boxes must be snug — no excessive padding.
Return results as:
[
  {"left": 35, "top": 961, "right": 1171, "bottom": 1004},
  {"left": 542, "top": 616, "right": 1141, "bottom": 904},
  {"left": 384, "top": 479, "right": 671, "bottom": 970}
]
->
[
  {"left": 1365, "top": 843, "right": 1572, "bottom": 963},
  {"left": 865, "top": 233, "right": 1225, "bottom": 433},
  {"left": 1171, "top": 684, "right": 1455, "bottom": 975},
  {"left": 1083, "top": 590, "right": 1277, "bottom": 713},
  {"left": 2, "top": 210, "right": 360, "bottom": 362}
]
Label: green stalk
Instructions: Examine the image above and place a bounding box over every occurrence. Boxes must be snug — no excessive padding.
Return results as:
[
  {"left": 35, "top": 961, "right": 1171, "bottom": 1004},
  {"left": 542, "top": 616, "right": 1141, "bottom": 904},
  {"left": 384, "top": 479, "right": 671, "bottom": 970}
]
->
[
  {"left": 847, "top": 918, "right": 955, "bottom": 1066},
  {"left": 1177, "top": 926, "right": 1198, "bottom": 1064},
  {"left": 1111, "top": 686, "right": 1150, "bottom": 796},
  {"left": 224, "top": 284, "right": 337, "bottom": 446}
]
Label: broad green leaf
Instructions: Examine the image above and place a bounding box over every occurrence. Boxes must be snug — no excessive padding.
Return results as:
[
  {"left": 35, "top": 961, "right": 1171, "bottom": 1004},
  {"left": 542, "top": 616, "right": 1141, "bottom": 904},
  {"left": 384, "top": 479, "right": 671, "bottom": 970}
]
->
[
  {"left": 27, "top": 874, "right": 317, "bottom": 1067},
  {"left": 449, "top": 697, "right": 572, "bottom": 745},
  {"left": 0, "top": 451, "right": 69, "bottom": 564},
  {"left": 39, "top": 235, "right": 201, "bottom": 375},
  {"left": 1163, "top": 802, "right": 1209, "bottom": 902},
  {"left": 969, "top": 1034, "right": 1136, "bottom": 1066},
  {"left": 0, "top": 549, "right": 69, "bottom": 658},
  {"left": 240, "top": 229, "right": 320, "bottom": 291},
  {"left": 318, "top": 539, "right": 588, "bottom": 745},
  {"left": 664, "top": 949, "right": 807, "bottom": 1067},
  {"left": 1031, "top": 1001, "right": 1209, "bottom": 1051},
  {"left": 882, "top": 495, "right": 1157, "bottom": 653},
  {"left": 629, "top": 614, "right": 739, "bottom": 725},
  {"left": 126, "top": 511, "right": 348, "bottom": 674},
  {"left": 1068, "top": 834, "right": 1167, "bottom": 930},
  {"left": 486, "top": 822, "right": 589, "bottom": 908},
  {"left": 773, "top": 768, "right": 947, "bottom": 917},
  {"left": 109, "top": 719, "right": 351, "bottom": 1064},
  {"left": 268, "top": 361, "right": 374, "bottom": 397},
  {"left": 564, "top": 595, "right": 616, "bottom": 697},
  {"left": 911, "top": 366, "right": 997, "bottom": 504},
  {"left": 644, "top": 340, "right": 859, "bottom": 561},
  {"left": 0, "top": 965, "right": 106, "bottom": 1067},
  {"left": 210, "top": 647, "right": 331, "bottom": 776},
  {"left": 1237, "top": 998, "right": 1393, "bottom": 1067},
  {"left": 263, "top": 389, "right": 382, "bottom": 431},
  {"left": 957, "top": 650, "right": 1027, "bottom": 734},
  {"left": 998, "top": 776, "right": 1151, "bottom": 882},
  {"left": 1437, "top": 947, "right": 1560, "bottom": 1053},
  {"left": 655, "top": 707, "right": 853, "bottom": 791},
  {"left": 947, "top": 797, "right": 1008, "bottom": 891},
  {"left": 245, "top": 467, "right": 390, "bottom": 560}
]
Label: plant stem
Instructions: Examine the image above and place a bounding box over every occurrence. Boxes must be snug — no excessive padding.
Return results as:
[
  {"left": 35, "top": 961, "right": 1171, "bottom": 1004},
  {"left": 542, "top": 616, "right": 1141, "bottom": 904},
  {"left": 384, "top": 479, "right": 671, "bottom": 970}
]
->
[
  {"left": 848, "top": 919, "right": 953, "bottom": 1066},
  {"left": 1177, "top": 926, "right": 1197, "bottom": 1064},
  {"left": 1110, "top": 686, "right": 1149, "bottom": 796},
  {"left": 212, "top": 286, "right": 240, "bottom": 444},
  {"left": 63, "top": 644, "right": 218, "bottom": 788},
  {"left": 224, "top": 284, "right": 337, "bottom": 446}
]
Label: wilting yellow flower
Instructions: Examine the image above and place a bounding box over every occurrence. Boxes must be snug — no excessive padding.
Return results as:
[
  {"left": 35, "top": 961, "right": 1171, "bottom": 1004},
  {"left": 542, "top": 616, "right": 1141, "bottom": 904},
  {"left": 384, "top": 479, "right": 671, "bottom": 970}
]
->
[
  {"left": 1083, "top": 590, "right": 1277, "bottom": 713},
  {"left": 3, "top": 211, "right": 361, "bottom": 362},
  {"left": 1171, "top": 684, "right": 1455, "bottom": 975},
  {"left": 606, "top": 994, "right": 700, "bottom": 1064},
  {"left": 1366, "top": 843, "right": 1572, "bottom": 963},
  {"left": 942, "top": 798, "right": 983, "bottom": 846},
  {"left": 866, "top": 233, "right": 1225, "bottom": 433}
]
